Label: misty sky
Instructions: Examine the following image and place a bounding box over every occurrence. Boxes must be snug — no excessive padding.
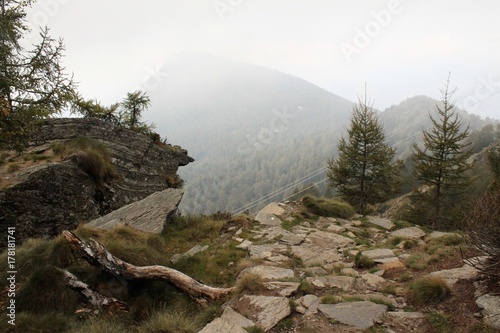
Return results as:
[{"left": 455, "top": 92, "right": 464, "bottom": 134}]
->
[{"left": 23, "top": 0, "right": 500, "bottom": 119}]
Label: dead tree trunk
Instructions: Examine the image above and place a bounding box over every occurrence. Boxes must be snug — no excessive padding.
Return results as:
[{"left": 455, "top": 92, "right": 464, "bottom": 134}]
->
[
  {"left": 62, "top": 230, "right": 234, "bottom": 300},
  {"left": 59, "top": 268, "right": 129, "bottom": 312}
]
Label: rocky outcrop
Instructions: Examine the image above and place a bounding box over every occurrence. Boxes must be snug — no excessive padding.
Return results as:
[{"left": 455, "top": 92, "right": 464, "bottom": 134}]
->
[{"left": 0, "top": 118, "right": 193, "bottom": 247}]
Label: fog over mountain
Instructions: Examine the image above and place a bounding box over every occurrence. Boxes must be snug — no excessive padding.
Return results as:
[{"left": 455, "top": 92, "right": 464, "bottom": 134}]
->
[{"left": 147, "top": 52, "right": 496, "bottom": 214}]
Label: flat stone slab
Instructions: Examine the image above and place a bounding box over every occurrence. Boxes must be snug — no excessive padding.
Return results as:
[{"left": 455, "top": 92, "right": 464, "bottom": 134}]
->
[
  {"left": 238, "top": 265, "right": 294, "bottom": 281},
  {"left": 476, "top": 294, "right": 500, "bottom": 329},
  {"left": 171, "top": 244, "right": 209, "bottom": 264},
  {"left": 220, "top": 307, "right": 255, "bottom": 328},
  {"left": 308, "top": 275, "right": 355, "bottom": 291},
  {"left": 248, "top": 243, "right": 288, "bottom": 259},
  {"left": 366, "top": 216, "right": 394, "bottom": 230},
  {"left": 362, "top": 248, "right": 395, "bottom": 261},
  {"left": 255, "top": 203, "right": 285, "bottom": 226},
  {"left": 198, "top": 318, "right": 248, "bottom": 333},
  {"left": 390, "top": 227, "right": 426, "bottom": 240},
  {"left": 326, "top": 224, "right": 347, "bottom": 233},
  {"left": 235, "top": 295, "right": 290, "bottom": 331},
  {"left": 86, "top": 188, "right": 183, "bottom": 233},
  {"left": 307, "top": 230, "right": 355, "bottom": 249},
  {"left": 291, "top": 244, "right": 341, "bottom": 267},
  {"left": 280, "top": 232, "right": 306, "bottom": 245},
  {"left": 430, "top": 264, "right": 479, "bottom": 286},
  {"left": 318, "top": 301, "right": 387, "bottom": 330},
  {"left": 426, "top": 231, "right": 462, "bottom": 240}
]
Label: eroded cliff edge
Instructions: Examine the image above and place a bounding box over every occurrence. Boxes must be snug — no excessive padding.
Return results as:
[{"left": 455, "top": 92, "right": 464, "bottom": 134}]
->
[{"left": 0, "top": 118, "right": 194, "bottom": 246}]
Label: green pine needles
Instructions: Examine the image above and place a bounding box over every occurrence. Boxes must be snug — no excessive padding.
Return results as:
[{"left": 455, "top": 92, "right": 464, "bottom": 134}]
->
[{"left": 327, "top": 93, "right": 402, "bottom": 214}]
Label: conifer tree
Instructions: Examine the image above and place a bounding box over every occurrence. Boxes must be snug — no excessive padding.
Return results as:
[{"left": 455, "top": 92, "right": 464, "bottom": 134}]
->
[
  {"left": 412, "top": 77, "right": 473, "bottom": 227},
  {"left": 327, "top": 94, "right": 401, "bottom": 214},
  {"left": 0, "top": 0, "right": 76, "bottom": 151}
]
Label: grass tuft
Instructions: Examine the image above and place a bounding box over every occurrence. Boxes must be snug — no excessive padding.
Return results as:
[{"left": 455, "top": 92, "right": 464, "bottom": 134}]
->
[
  {"left": 302, "top": 195, "right": 355, "bottom": 219},
  {"left": 410, "top": 276, "right": 450, "bottom": 305},
  {"left": 137, "top": 308, "right": 201, "bottom": 333}
]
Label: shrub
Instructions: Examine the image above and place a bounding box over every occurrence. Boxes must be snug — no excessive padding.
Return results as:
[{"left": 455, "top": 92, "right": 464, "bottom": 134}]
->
[
  {"left": 410, "top": 276, "right": 450, "bottom": 305},
  {"left": 302, "top": 195, "right": 355, "bottom": 219}
]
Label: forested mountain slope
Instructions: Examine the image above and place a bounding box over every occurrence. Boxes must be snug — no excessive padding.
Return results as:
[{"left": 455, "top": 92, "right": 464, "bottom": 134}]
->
[{"left": 148, "top": 52, "right": 496, "bottom": 214}]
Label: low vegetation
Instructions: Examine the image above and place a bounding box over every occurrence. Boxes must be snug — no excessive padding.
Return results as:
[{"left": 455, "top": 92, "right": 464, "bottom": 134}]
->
[
  {"left": 302, "top": 195, "right": 355, "bottom": 219},
  {"left": 410, "top": 276, "right": 451, "bottom": 305}
]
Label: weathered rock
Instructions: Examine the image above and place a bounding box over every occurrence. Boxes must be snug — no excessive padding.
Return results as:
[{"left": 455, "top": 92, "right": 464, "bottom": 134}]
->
[
  {"left": 198, "top": 318, "right": 249, "bottom": 333},
  {"left": 298, "top": 294, "right": 320, "bottom": 315},
  {"left": 305, "top": 267, "right": 328, "bottom": 276},
  {"left": 291, "top": 244, "right": 341, "bottom": 267},
  {"left": 236, "top": 240, "right": 253, "bottom": 249},
  {"left": 385, "top": 311, "right": 425, "bottom": 319},
  {"left": 220, "top": 307, "right": 255, "bottom": 328},
  {"left": 318, "top": 301, "right": 388, "bottom": 330},
  {"left": 199, "top": 306, "right": 255, "bottom": 332},
  {"left": 360, "top": 273, "right": 387, "bottom": 289},
  {"left": 326, "top": 224, "right": 347, "bottom": 233},
  {"left": 362, "top": 248, "right": 395, "bottom": 261},
  {"left": 86, "top": 188, "right": 183, "bottom": 233},
  {"left": 0, "top": 118, "right": 193, "bottom": 247},
  {"left": 280, "top": 232, "right": 306, "bottom": 245},
  {"left": 262, "top": 282, "right": 300, "bottom": 296},
  {"left": 255, "top": 203, "right": 284, "bottom": 226},
  {"left": 366, "top": 216, "right": 395, "bottom": 230},
  {"left": 341, "top": 268, "right": 360, "bottom": 277},
  {"left": 248, "top": 243, "right": 288, "bottom": 260},
  {"left": 430, "top": 264, "right": 479, "bottom": 286},
  {"left": 390, "top": 227, "right": 426, "bottom": 240},
  {"left": 476, "top": 294, "right": 500, "bottom": 329},
  {"left": 308, "top": 275, "right": 355, "bottom": 291},
  {"left": 235, "top": 295, "right": 290, "bottom": 331},
  {"left": 308, "top": 230, "right": 355, "bottom": 249},
  {"left": 426, "top": 231, "right": 462, "bottom": 241},
  {"left": 238, "top": 265, "right": 295, "bottom": 281}
]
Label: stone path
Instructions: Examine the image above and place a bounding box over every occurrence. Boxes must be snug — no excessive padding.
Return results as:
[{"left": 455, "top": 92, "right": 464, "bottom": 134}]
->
[{"left": 197, "top": 201, "right": 485, "bottom": 332}]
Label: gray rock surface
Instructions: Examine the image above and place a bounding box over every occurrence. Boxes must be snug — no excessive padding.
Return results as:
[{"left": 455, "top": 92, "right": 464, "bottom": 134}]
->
[
  {"left": 366, "top": 216, "right": 395, "bottom": 230},
  {"left": 255, "top": 203, "right": 285, "bottom": 226},
  {"left": 318, "top": 301, "right": 388, "bottom": 330},
  {"left": 390, "top": 227, "right": 426, "bottom": 239},
  {"left": 362, "top": 248, "right": 395, "bottom": 260},
  {"left": 236, "top": 295, "right": 290, "bottom": 331},
  {"left": 430, "top": 264, "right": 479, "bottom": 286},
  {"left": 476, "top": 294, "right": 500, "bottom": 329},
  {"left": 238, "top": 265, "right": 295, "bottom": 281},
  {"left": 86, "top": 188, "right": 184, "bottom": 233}
]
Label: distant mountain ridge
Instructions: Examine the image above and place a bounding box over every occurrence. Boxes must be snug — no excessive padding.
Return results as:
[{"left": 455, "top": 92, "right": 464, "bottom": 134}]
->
[{"left": 147, "top": 52, "right": 495, "bottom": 214}]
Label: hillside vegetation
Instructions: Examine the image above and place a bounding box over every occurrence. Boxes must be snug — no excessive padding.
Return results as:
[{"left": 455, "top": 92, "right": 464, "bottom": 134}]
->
[{"left": 147, "top": 52, "right": 498, "bottom": 215}]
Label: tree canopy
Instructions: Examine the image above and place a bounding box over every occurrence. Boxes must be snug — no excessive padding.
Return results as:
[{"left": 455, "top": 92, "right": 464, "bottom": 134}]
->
[
  {"left": 412, "top": 77, "right": 473, "bottom": 227},
  {"left": 327, "top": 94, "right": 402, "bottom": 214},
  {"left": 0, "top": 0, "right": 76, "bottom": 151}
]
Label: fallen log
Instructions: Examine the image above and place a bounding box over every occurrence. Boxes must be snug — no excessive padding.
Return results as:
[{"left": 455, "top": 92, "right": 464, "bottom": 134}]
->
[
  {"left": 62, "top": 230, "right": 234, "bottom": 300},
  {"left": 59, "top": 268, "right": 128, "bottom": 312}
]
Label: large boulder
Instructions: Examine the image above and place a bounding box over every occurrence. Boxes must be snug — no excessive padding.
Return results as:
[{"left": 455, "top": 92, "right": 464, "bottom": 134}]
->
[{"left": 86, "top": 188, "right": 184, "bottom": 233}]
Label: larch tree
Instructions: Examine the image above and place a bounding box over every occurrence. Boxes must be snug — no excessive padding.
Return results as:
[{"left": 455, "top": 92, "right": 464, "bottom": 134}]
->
[
  {"left": 121, "top": 90, "right": 151, "bottom": 130},
  {"left": 0, "top": 0, "right": 76, "bottom": 151},
  {"left": 412, "top": 77, "right": 473, "bottom": 227},
  {"left": 327, "top": 94, "right": 402, "bottom": 214}
]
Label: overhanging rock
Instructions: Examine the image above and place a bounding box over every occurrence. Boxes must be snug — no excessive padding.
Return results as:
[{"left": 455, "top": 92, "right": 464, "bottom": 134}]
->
[{"left": 86, "top": 188, "right": 183, "bottom": 233}]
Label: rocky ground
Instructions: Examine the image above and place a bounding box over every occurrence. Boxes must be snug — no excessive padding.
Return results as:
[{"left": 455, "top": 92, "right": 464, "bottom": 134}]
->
[{"left": 193, "top": 201, "right": 499, "bottom": 333}]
